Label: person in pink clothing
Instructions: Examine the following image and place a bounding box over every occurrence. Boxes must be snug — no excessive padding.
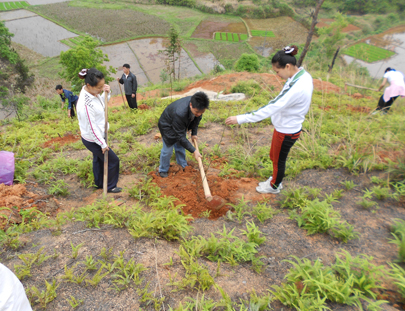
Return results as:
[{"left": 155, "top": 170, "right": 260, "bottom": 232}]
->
[{"left": 373, "top": 67, "right": 405, "bottom": 114}]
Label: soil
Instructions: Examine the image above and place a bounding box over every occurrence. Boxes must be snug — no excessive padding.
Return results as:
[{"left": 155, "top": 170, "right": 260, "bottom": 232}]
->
[
  {"left": 150, "top": 164, "right": 276, "bottom": 220},
  {"left": 191, "top": 20, "right": 247, "bottom": 39},
  {"left": 0, "top": 184, "right": 60, "bottom": 230},
  {"left": 43, "top": 133, "right": 80, "bottom": 149},
  {"left": 317, "top": 19, "right": 360, "bottom": 33}
]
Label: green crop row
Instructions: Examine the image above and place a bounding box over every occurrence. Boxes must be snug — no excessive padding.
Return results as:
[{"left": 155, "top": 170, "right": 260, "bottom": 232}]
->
[
  {"left": 0, "top": 1, "right": 29, "bottom": 11},
  {"left": 250, "top": 30, "right": 275, "bottom": 37},
  {"left": 214, "top": 32, "right": 247, "bottom": 42},
  {"left": 60, "top": 36, "right": 92, "bottom": 48},
  {"left": 343, "top": 43, "right": 395, "bottom": 63}
]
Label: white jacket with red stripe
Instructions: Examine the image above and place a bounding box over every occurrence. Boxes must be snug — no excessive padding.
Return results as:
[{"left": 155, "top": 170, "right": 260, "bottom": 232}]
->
[
  {"left": 236, "top": 68, "right": 313, "bottom": 134},
  {"left": 76, "top": 86, "right": 111, "bottom": 149}
]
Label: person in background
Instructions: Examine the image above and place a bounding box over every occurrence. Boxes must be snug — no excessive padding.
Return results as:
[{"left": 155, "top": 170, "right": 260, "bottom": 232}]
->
[
  {"left": 373, "top": 67, "right": 405, "bottom": 115},
  {"left": 0, "top": 263, "right": 32, "bottom": 311},
  {"left": 225, "top": 45, "right": 313, "bottom": 194},
  {"left": 55, "top": 85, "right": 78, "bottom": 119},
  {"left": 157, "top": 92, "right": 209, "bottom": 178},
  {"left": 76, "top": 68, "right": 121, "bottom": 193},
  {"left": 116, "top": 64, "right": 138, "bottom": 109}
]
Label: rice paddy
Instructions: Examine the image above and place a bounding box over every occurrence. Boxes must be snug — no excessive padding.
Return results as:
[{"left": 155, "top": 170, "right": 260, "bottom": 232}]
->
[{"left": 343, "top": 42, "right": 396, "bottom": 63}]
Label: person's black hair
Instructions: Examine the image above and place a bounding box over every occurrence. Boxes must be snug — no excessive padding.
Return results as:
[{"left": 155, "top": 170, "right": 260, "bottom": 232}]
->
[
  {"left": 123, "top": 64, "right": 130, "bottom": 69},
  {"left": 190, "top": 92, "right": 209, "bottom": 110},
  {"left": 385, "top": 67, "right": 395, "bottom": 73},
  {"left": 55, "top": 85, "right": 63, "bottom": 90},
  {"left": 271, "top": 45, "right": 298, "bottom": 68},
  {"left": 78, "top": 68, "right": 104, "bottom": 87}
]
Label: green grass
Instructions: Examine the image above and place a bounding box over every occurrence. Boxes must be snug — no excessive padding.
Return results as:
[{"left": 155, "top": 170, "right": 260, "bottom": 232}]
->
[
  {"left": 0, "top": 1, "right": 28, "bottom": 11},
  {"left": 215, "top": 32, "right": 244, "bottom": 42},
  {"left": 343, "top": 43, "right": 395, "bottom": 63},
  {"left": 227, "top": 33, "right": 233, "bottom": 41},
  {"left": 221, "top": 32, "right": 227, "bottom": 41},
  {"left": 60, "top": 36, "right": 90, "bottom": 48},
  {"left": 250, "top": 30, "right": 275, "bottom": 37},
  {"left": 233, "top": 33, "right": 239, "bottom": 42},
  {"left": 240, "top": 34, "right": 248, "bottom": 41}
]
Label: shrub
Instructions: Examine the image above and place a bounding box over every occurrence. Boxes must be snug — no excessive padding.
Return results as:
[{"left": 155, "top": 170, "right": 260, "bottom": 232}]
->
[{"left": 234, "top": 53, "right": 260, "bottom": 72}]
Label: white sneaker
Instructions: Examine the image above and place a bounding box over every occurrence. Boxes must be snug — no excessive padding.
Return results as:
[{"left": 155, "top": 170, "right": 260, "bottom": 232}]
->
[
  {"left": 256, "top": 184, "right": 280, "bottom": 194},
  {"left": 258, "top": 177, "right": 283, "bottom": 190},
  {"left": 371, "top": 110, "right": 380, "bottom": 115}
]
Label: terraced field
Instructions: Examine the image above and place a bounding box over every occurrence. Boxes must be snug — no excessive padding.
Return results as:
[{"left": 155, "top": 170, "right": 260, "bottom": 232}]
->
[
  {"left": 344, "top": 42, "right": 396, "bottom": 63},
  {"left": 0, "top": 1, "right": 29, "bottom": 11}
]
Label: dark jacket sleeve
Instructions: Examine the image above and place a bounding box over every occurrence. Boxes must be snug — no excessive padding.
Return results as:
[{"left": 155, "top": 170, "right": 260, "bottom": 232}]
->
[
  {"left": 171, "top": 116, "right": 196, "bottom": 153},
  {"left": 131, "top": 73, "right": 137, "bottom": 94},
  {"left": 59, "top": 94, "right": 65, "bottom": 103},
  {"left": 118, "top": 74, "right": 124, "bottom": 85},
  {"left": 66, "top": 91, "right": 74, "bottom": 110}
]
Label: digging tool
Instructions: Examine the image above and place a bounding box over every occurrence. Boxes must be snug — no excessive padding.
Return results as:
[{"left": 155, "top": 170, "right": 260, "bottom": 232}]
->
[
  {"left": 192, "top": 138, "right": 226, "bottom": 211},
  {"left": 118, "top": 83, "right": 129, "bottom": 109},
  {"left": 344, "top": 83, "right": 378, "bottom": 93},
  {"left": 103, "top": 89, "right": 109, "bottom": 198}
]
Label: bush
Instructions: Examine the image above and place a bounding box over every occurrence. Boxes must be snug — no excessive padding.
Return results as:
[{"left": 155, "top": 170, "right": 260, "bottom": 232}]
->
[{"left": 234, "top": 54, "right": 260, "bottom": 72}]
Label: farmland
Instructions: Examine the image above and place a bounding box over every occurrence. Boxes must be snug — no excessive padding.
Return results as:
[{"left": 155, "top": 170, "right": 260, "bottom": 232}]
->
[
  {"left": 191, "top": 18, "right": 247, "bottom": 40},
  {"left": 30, "top": 2, "right": 171, "bottom": 42},
  {"left": 344, "top": 42, "right": 396, "bottom": 63},
  {"left": 250, "top": 30, "right": 275, "bottom": 37},
  {"left": 214, "top": 32, "right": 247, "bottom": 42},
  {"left": 0, "top": 1, "right": 29, "bottom": 11}
]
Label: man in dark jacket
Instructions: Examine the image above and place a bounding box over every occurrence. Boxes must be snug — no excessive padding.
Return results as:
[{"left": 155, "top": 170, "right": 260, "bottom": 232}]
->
[
  {"left": 55, "top": 85, "right": 78, "bottom": 118},
  {"left": 157, "top": 92, "right": 209, "bottom": 178},
  {"left": 116, "top": 63, "right": 138, "bottom": 109}
]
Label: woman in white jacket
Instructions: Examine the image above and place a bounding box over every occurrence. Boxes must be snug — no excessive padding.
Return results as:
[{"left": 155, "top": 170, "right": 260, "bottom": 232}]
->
[
  {"left": 226, "top": 45, "right": 313, "bottom": 194},
  {"left": 373, "top": 67, "right": 405, "bottom": 114},
  {"left": 76, "top": 68, "right": 121, "bottom": 193}
]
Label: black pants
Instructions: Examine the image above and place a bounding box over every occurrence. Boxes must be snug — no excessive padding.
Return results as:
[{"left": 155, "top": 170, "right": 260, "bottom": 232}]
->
[
  {"left": 81, "top": 138, "right": 120, "bottom": 191},
  {"left": 125, "top": 94, "right": 138, "bottom": 109},
  {"left": 70, "top": 100, "right": 77, "bottom": 118},
  {"left": 377, "top": 95, "right": 398, "bottom": 112}
]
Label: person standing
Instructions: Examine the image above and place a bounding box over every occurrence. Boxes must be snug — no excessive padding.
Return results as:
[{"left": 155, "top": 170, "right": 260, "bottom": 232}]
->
[
  {"left": 55, "top": 85, "right": 78, "bottom": 118},
  {"left": 157, "top": 92, "right": 209, "bottom": 178},
  {"left": 225, "top": 45, "right": 313, "bottom": 194},
  {"left": 373, "top": 67, "right": 405, "bottom": 115},
  {"left": 76, "top": 68, "right": 121, "bottom": 193},
  {"left": 117, "top": 64, "right": 138, "bottom": 109}
]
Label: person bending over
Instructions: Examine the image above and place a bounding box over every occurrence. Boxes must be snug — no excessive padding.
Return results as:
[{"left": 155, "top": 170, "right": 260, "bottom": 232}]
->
[
  {"left": 373, "top": 67, "right": 405, "bottom": 115},
  {"left": 225, "top": 45, "right": 313, "bottom": 194},
  {"left": 76, "top": 68, "right": 121, "bottom": 193},
  {"left": 55, "top": 85, "right": 78, "bottom": 118},
  {"left": 157, "top": 92, "right": 209, "bottom": 178}
]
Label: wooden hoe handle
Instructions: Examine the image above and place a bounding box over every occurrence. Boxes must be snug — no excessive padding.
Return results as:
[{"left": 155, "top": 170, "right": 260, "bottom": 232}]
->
[
  {"left": 103, "top": 92, "right": 109, "bottom": 198},
  {"left": 193, "top": 139, "right": 212, "bottom": 199}
]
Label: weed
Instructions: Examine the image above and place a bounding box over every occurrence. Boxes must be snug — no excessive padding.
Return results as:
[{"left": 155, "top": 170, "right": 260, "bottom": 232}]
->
[
  {"left": 280, "top": 186, "right": 321, "bottom": 209},
  {"left": 99, "top": 247, "right": 113, "bottom": 262},
  {"left": 70, "top": 242, "right": 83, "bottom": 259},
  {"left": 356, "top": 199, "right": 378, "bottom": 210},
  {"left": 48, "top": 179, "right": 70, "bottom": 196},
  {"left": 198, "top": 210, "right": 211, "bottom": 218},
  {"left": 66, "top": 295, "right": 83, "bottom": 309},
  {"left": 128, "top": 178, "right": 161, "bottom": 204},
  {"left": 85, "top": 264, "right": 109, "bottom": 287},
  {"left": 84, "top": 255, "right": 98, "bottom": 270},
  {"left": 252, "top": 201, "right": 277, "bottom": 223},
  {"left": 111, "top": 251, "right": 147, "bottom": 291},
  {"left": 340, "top": 180, "right": 357, "bottom": 190},
  {"left": 27, "top": 279, "right": 59, "bottom": 309},
  {"left": 290, "top": 199, "right": 359, "bottom": 243},
  {"left": 240, "top": 221, "right": 266, "bottom": 245},
  {"left": 137, "top": 282, "right": 166, "bottom": 311},
  {"left": 371, "top": 186, "right": 391, "bottom": 200},
  {"left": 14, "top": 247, "right": 53, "bottom": 280},
  {"left": 226, "top": 197, "right": 251, "bottom": 223},
  {"left": 388, "top": 263, "right": 405, "bottom": 299},
  {"left": 389, "top": 219, "right": 405, "bottom": 263}
]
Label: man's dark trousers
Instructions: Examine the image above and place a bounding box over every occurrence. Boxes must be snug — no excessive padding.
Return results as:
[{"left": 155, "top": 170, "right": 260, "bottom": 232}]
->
[{"left": 125, "top": 95, "right": 138, "bottom": 109}]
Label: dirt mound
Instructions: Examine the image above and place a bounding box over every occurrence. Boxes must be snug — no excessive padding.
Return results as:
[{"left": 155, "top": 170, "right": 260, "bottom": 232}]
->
[
  {"left": 150, "top": 163, "right": 276, "bottom": 220},
  {"left": 138, "top": 104, "right": 151, "bottom": 110},
  {"left": 43, "top": 133, "right": 79, "bottom": 148},
  {"left": 0, "top": 184, "right": 59, "bottom": 229}
]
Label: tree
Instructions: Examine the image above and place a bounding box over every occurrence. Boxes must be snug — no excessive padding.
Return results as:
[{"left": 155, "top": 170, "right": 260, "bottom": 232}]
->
[
  {"left": 297, "top": 0, "right": 325, "bottom": 67},
  {"left": 59, "top": 36, "right": 115, "bottom": 92},
  {"left": 234, "top": 54, "right": 260, "bottom": 72},
  {"left": 0, "top": 21, "right": 18, "bottom": 64},
  {"left": 159, "top": 26, "right": 182, "bottom": 82}
]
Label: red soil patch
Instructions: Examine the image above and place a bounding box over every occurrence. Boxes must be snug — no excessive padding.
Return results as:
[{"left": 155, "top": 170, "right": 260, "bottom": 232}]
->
[
  {"left": 138, "top": 104, "right": 151, "bottom": 110},
  {"left": 149, "top": 164, "right": 275, "bottom": 220},
  {"left": 109, "top": 73, "right": 341, "bottom": 104},
  {"left": 191, "top": 20, "right": 246, "bottom": 39},
  {"left": 0, "top": 184, "right": 59, "bottom": 230},
  {"left": 342, "top": 24, "right": 360, "bottom": 33},
  {"left": 377, "top": 150, "right": 403, "bottom": 163},
  {"left": 346, "top": 104, "right": 371, "bottom": 113},
  {"left": 43, "top": 133, "right": 79, "bottom": 148}
]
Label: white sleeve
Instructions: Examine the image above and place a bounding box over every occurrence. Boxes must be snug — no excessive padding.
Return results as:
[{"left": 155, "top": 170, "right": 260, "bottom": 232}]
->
[
  {"left": 236, "top": 85, "right": 298, "bottom": 124},
  {"left": 84, "top": 102, "right": 107, "bottom": 149}
]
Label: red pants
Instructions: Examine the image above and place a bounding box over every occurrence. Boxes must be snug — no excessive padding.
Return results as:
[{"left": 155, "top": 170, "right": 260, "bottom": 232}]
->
[{"left": 270, "top": 128, "right": 301, "bottom": 188}]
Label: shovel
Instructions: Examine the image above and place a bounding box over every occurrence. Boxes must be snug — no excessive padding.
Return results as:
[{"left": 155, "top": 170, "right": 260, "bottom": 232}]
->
[{"left": 193, "top": 138, "right": 226, "bottom": 211}]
